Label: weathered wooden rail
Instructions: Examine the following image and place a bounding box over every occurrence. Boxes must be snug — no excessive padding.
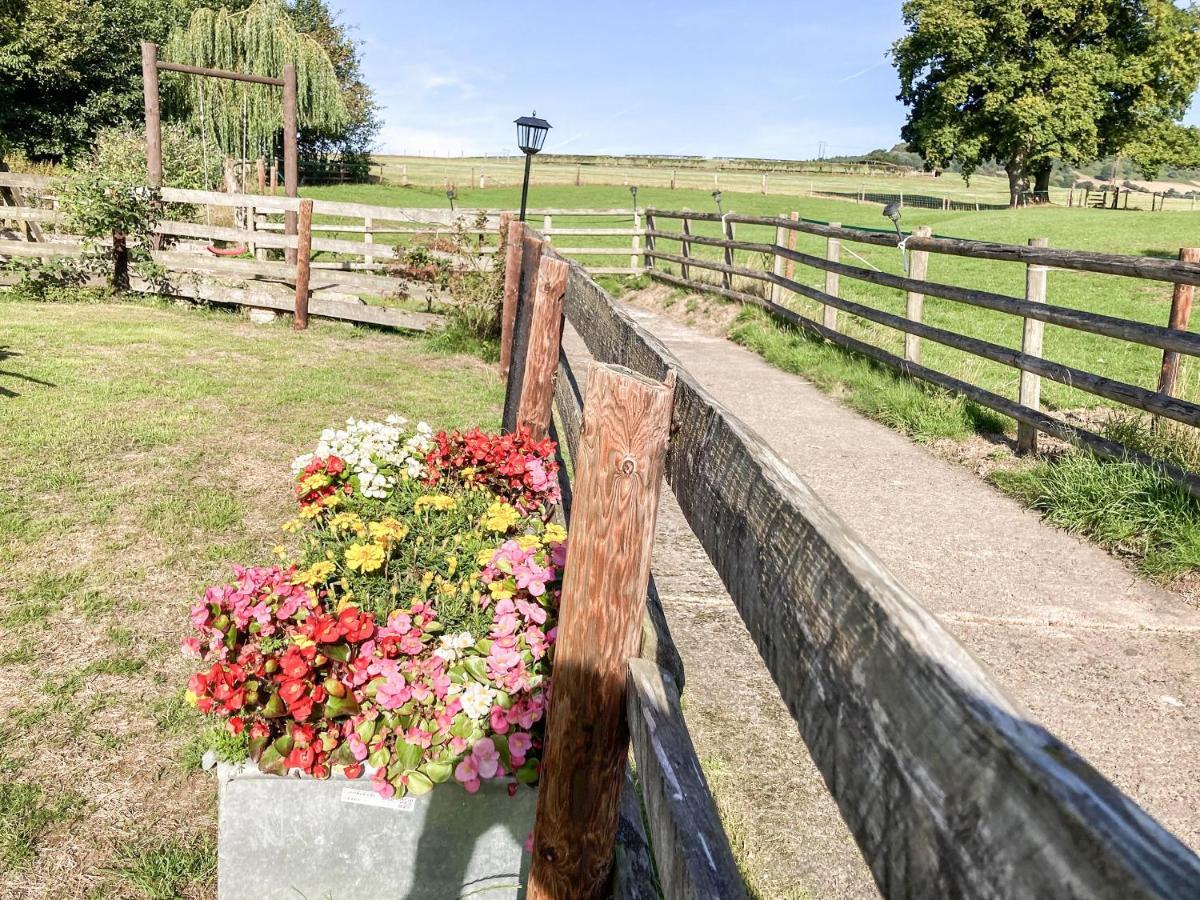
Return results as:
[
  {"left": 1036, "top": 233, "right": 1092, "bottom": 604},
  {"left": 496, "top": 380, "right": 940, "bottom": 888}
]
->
[
  {"left": 642, "top": 207, "right": 1200, "bottom": 498},
  {"left": 498, "top": 220, "right": 1200, "bottom": 898}
]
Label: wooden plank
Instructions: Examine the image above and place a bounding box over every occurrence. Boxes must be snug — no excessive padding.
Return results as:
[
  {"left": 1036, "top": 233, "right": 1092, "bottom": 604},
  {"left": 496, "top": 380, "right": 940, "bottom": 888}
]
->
[
  {"left": 499, "top": 217, "right": 523, "bottom": 380},
  {"left": 647, "top": 208, "right": 1200, "bottom": 287},
  {"left": 551, "top": 247, "right": 644, "bottom": 256},
  {"left": 156, "top": 220, "right": 295, "bottom": 249},
  {"left": 680, "top": 216, "right": 692, "bottom": 280},
  {"left": 644, "top": 230, "right": 1200, "bottom": 356},
  {"left": 904, "top": 225, "right": 931, "bottom": 363},
  {"left": 0, "top": 239, "right": 85, "bottom": 258},
  {"left": 529, "top": 363, "right": 673, "bottom": 900},
  {"left": 1018, "top": 238, "right": 1050, "bottom": 453},
  {"left": 149, "top": 249, "right": 406, "bottom": 296},
  {"left": 647, "top": 249, "right": 1200, "bottom": 429},
  {"left": 1158, "top": 247, "right": 1200, "bottom": 396},
  {"left": 156, "top": 58, "right": 284, "bottom": 86},
  {"left": 294, "top": 199, "right": 313, "bottom": 330},
  {"left": 627, "top": 659, "right": 746, "bottom": 900},
  {"left": 544, "top": 227, "right": 641, "bottom": 236},
  {"left": 0, "top": 172, "right": 56, "bottom": 190},
  {"left": 564, "top": 263, "right": 1200, "bottom": 897},
  {"left": 516, "top": 256, "right": 571, "bottom": 439},
  {"left": 501, "top": 234, "right": 545, "bottom": 432},
  {"left": 824, "top": 222, "right": 840, "bottom": 331},
  {"left": 612, "top": 771, "right": 661, "bottom": 900},
  {"left": 0, "top": 207, "right": 60, "bottom": 224},
  {"left": 770, "top": 225, "right": 786, "bottom": 303}
]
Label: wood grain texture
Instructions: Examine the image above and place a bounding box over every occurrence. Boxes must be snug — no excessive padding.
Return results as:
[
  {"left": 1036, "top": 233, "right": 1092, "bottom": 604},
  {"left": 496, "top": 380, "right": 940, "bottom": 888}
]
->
[
  {"left": 293, "top": 199, "right": 313, "bottom": 330},
  {"left": 1159, "top": 247, "right": 1200, "bottom": 396},
  {"left": 529, "top": 363, "right": 673, "bottom": 900},
  {"left": 612, "top": 771, "right": 660, "bottom": 900},
  {"left": 499, "top": 218, "right": 524, "bottom": 380},
  {"left": 647, "top": 208, "right": 1200, "bottom": 286},
  {"left": 552, "top": 347, "right": 686, "bottom": 690},
  {"left": 282, "top": 63, "right": 298, "bottom": 265},
  {"left": 626, "top": 659, "right": 746, "bottom": 900},
  {"left": 517, "top": 256, "right": 571, "bottom": 440},
  {"left": 564, "top": 263, "right": 1200, "bottom": 898},
  {"left": 501, "top": 234, "right": 545, "bottom": 432},
  {"left": 904, "top": 225, "right": 931, "bottom": 363},
  {"left": 645, "top": 228, "right": 1200, "bottom": 356},
  {"left": 1017, "top": 238, "right": 1049, "bottom": 453}
]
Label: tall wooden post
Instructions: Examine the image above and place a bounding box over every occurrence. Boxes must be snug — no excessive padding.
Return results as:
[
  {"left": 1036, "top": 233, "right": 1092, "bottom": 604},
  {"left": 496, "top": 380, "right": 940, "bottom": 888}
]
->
[
  {"left": 293, "top": 198, "right": 313, "bottom": 330},
  {"left": 904, "top": 225, "right": 932, "bottom": 363},
  {"left": 499, "top": 218, "right": 524, "bottom": 380},
  {"left": 141, "top": 42, "right": 162, "bottom": 190},
  {"left": 1157, "top": 247, "right": 1200, "bottom": 397},
  {"left": 680, "top": 214, "right": 692, "bottom": 281},
  {"left": 283, "top": 63, "right": 299, "bottom": 265},
  {"left": 501, "top": 233, "right": 545, "bottom": 431},
  {"left": 630, "top": 210, "right": 641, "bottom": 270},
  {"left": 722, "top": 218, "right": 734, "bottom": 289},
  {"left": 270, "top": 161, "right": 279, "bottom": 194},
  {"left": 785, "top": 211, "right": 799, "bottom": 280},
  {"left": 770, "top": 224, "right": 786, "bottom": 304},
  {"left": 644, "top": 211, "right": 656, "bottom": 272},
  {"left": 256, "top": 157, "right": 266, "bottom": 194},
  {"left": 516, "top": 257, "right": 571, "bottom": 440},
  {"left": 528, "top": 363, "right": 674, "bottom": 900},
  {"left": 1017, "top": 237, "right": 1050, "bottom": 453},
  {"left": 823, "top": 223, "right": 841, "bottom": 331}
]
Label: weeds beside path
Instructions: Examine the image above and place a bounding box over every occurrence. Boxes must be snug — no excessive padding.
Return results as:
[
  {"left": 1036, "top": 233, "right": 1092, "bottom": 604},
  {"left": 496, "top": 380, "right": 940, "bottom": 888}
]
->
[{"left": 0, "top": 298, "right": 503, "bottom": 898}]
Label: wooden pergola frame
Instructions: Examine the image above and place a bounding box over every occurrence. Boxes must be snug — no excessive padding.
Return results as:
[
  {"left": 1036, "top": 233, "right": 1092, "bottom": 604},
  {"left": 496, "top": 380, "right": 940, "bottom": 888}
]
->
[{"left": 140, "top": 41, "right": 299, "bottom": 262}]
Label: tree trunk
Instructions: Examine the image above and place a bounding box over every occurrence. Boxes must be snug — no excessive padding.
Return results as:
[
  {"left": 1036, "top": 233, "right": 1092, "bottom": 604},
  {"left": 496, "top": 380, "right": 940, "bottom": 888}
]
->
[
  {"left": 1033, "top": 166, "right": 1051, "bottom": 203},
  {"left": 112, "top": 231, "right": 129, "bottom": 292},
  {"left": 1006, "top": 162, "right": 1024, "bottom": 208}
]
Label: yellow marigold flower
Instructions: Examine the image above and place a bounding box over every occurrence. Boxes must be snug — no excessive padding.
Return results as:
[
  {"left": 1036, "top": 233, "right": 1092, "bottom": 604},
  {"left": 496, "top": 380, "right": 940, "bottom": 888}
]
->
[
  {"left": 517, "top": 535, "right": 540, "bottom": 551},
  {"left": 299, "top": 504, "right": 322, "bottom": 520},
  {"left": 421, "top": 570, "right": 434, "bottom": 589},
  {"left": 330, "top": 512, "right": 366, "bottom": 535},
  {"left": 184, "top": 690, "right": 198, "bottom": 707},
  {"left": 414, "top": 495, "right": 458, "bottom": 513},
  {"left": 489, "top": 579, "right": 515, "bottom": 601},
  {"left": 293, "top": 560, "right": 335, "bottom": 586},
  {"left": 302, "top": 473, "right": 331, "bottom": 491},
  {"left": 476, "top": 547, "right": 497, "bottom": 566},
  {"left": 345, "top": 542, "right": 386, "bottom": 574},
  {"left": 324, "top": 493, "right": 344, "bottom": 510},
  {"left": 272, "top": 544, "right": 288, "bottom": 559},
  {"left": 281, "top": 518, "right": 303, "bottom": 533},
  {"left": 369, "top": 518, "right": 409, "bottom": 544},
  {"left": 445, "top": 555, "right": 458, "bottom": 576},
  {"left": 482, "top": 501, "right": 520, "bottom": 533},
  {"left": 292, "top": 635, "right": 316, "bottom": 649},
  {"left": 543, "top": 523, "right": 567, "bottom": 544}
]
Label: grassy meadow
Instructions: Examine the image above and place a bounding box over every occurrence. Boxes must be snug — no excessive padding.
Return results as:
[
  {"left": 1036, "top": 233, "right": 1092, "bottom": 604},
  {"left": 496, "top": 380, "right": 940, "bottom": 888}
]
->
[{"left": 0, "top": 297, "right": 504, "bottom": 897}]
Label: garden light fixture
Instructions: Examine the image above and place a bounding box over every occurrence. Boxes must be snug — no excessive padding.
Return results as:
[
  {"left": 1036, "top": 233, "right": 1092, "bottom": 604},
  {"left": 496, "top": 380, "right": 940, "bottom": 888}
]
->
[
  {"left": 446, "top": 186, "right": 457, "bottom": 211},
  {"left": 882, "top": 202, "right": 909, "bottom": 275},
  {"left": 712, "top": 189, "right": 723, "bottom": 214},
  {"left": 515, "top": 111, "right": 551, "bottom": 222},
  {"left": 629, "top": 184, "right": 639, "bottom": 212}
]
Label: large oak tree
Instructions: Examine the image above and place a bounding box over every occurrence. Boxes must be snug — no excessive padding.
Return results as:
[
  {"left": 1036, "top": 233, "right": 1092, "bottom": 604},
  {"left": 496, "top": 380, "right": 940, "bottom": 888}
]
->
[{"left": 893, "top": 0, "right": 1200, "bottom": 206}]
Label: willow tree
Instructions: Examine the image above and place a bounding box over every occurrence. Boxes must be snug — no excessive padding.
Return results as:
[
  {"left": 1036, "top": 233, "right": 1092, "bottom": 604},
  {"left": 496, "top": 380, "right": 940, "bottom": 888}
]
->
[{"left": 163, "top": 0, "right": 348, "bottom": 164}]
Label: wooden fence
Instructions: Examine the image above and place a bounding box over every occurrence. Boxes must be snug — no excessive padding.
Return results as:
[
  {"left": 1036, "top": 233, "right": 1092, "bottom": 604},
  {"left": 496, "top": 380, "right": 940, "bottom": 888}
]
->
[
  {"left": 497, "top": 220, "right": 1200, "bottom": 898},
  {"left": 640, "top": 207, "right": 1200, "bottom": 499}
]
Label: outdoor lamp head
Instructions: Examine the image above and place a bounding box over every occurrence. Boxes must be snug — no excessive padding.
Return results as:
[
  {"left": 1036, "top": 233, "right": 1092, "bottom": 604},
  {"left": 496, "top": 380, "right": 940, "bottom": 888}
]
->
[
  {"left": 515, "top": 112, "right": 551, "bottom": 155},
  {"left": 882, "top": 202, "right": 901, "bottom": 223},
  {"left": 712, "top": 190, "right": 722, "bottom": 203}
]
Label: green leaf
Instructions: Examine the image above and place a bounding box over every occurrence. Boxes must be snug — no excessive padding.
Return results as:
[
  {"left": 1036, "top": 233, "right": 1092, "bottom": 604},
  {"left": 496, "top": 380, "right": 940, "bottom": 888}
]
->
[
  {"left": 463, "top": 657, "right": 489, "bottom": 684},
  {"left": 421, "top": 761, "right": 453, "bottom": 784},
  {"left": 516, "top": 759, "right": 539, "bottom": 785},
  {"left": 405, "top": 771, "right": 434, "bottom": 795},
  {"left": 394, "top": 740, "right": 423, "bottom": 771},
  {"left": 324, "top": 694, "right": 361, "bottom": 718}
]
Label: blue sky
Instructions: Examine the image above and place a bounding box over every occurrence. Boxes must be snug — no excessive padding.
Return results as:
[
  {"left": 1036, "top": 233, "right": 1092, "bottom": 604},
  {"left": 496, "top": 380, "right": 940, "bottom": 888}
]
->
[{"left": 349, "top": 1, "right": 910, "bottom": 159}]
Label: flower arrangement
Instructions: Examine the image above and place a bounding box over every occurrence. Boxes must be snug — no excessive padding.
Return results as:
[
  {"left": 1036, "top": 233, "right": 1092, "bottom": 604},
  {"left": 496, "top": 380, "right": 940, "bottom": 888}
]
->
[{"left": 184, "top": 415, "right": 565, "bottom": 802}]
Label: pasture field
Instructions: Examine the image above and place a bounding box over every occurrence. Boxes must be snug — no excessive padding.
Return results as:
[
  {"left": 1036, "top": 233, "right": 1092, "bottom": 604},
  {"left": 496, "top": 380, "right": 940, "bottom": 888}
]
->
[
  {"left": 0, "top": 297, "right": 504, "bottom": 898},
  {"left": 303, "top": 179, "right": 1200, "bottom": 411}
]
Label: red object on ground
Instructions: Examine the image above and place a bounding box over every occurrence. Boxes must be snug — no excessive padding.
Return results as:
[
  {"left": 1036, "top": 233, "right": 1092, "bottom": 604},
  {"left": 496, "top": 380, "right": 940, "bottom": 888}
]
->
[{"left": 206, "top": 244, "right": 247, "bottom": 257}]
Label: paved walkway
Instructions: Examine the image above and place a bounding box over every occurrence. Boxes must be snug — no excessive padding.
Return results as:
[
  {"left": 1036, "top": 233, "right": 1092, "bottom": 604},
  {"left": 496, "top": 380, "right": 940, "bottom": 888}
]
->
[{"left": 570, "top": 305, "right": 1200, "bottom": 896}]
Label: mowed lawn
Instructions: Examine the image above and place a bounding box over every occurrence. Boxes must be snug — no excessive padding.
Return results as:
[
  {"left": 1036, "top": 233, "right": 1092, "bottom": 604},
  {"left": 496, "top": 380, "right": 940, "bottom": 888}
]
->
[
  {"left": 0, "top": 298, "right": 504, "bottom": 898},
  {"left": 303, "top": 180, "right": 1200, "bottom": 411}
]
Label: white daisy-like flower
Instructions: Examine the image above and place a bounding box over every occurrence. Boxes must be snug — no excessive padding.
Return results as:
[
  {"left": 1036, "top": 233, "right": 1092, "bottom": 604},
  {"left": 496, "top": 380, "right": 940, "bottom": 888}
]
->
[{"left": 460, "top": 682, "right": 496, "bottom": 720}]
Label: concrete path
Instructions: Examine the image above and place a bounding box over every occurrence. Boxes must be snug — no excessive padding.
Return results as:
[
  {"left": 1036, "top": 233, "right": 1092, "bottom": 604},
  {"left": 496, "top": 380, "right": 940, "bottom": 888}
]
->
[{"left": 575, "top": 305, "right": 1200, "bottom": 896}]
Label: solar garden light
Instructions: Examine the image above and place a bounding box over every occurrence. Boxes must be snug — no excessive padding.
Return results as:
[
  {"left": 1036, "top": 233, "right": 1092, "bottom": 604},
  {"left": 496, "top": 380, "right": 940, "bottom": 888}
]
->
[
  {"left": 515, "top": 111, "right": 551, "bottom": 222},
  {"left": 446, "top": 185, "right": 457, "bottom": 211},
  {"left": 629, "top": 184, "right": 638, "bottom": 212},
  {"left": 712, "top": 189, "right": 723, "bottom": 214},
  {"left": 882, "top": 202, "right": 909, "bottom": 275}
]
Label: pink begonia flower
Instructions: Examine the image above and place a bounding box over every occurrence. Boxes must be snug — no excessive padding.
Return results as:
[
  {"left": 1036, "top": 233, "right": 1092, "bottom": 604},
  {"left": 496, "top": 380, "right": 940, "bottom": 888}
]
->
[
  {"left": 410, "top": 681, "right": 432, "bottom": 703},
  {"left": 514, "top": 561, "right": 549, "bottom": 597},
  {"left": 489, "top": 706, "right": 510, "bottom": 734},
  {"left": 405, "top": 727, "right": 432, "bottom": 749},
  {"left": 516, "top": 598, "right": 547, "bottom": 625},
  {"left": 550, "top": 542, "right": 567, "bottom": 568},
  {"left": 473, "top": 738, "right": 500, "bottom": 779},
  {"left": 509, "top": 732, "right": 532, "bottom": 765},
  {"left": 375, "top": 674, "right": 411, "bottom": 710},
  {"left": 348, "top": 734, "right": 369, "bottom": 762},
  {"left": 180, "top": 636, "right": 202, "bottom": 658},
  {"left": 455, "top": 754, "right": 481, "bottom": 793},
  {"left": 372, "top": 770, "right": 396, "bottom": 799},
  {"left": 525, "top": 625, "right": 548, "bottom": 659},
  {"left": 429, "top": 670, "right": 451, "bottom": 699},
  {"left": 525, "top": 458, "right": 553, "bottom": 492},
  {"left": 450, "top": 736, "right": 468, "bottom": 755},
  {"left": 399, "top": 633, "right": 425, "bottom": 655}
]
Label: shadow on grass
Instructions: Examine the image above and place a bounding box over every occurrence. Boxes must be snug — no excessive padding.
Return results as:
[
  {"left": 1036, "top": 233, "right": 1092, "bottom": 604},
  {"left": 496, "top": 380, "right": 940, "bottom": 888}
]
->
[{"left": 0, "top": 346, "right": 56, "bottom": 398}]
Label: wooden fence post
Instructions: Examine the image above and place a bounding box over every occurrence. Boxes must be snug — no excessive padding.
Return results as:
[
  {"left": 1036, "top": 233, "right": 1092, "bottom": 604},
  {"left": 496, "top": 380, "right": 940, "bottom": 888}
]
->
[
  {"left": 1157, "top": 247, "right": 1200, "bottom": 398},
  {"left": 722, "top": 217, "right": 734, "bottom": 289},
  {"left": 543, "top": 214, "right": 552, "bottom": 238},
  {"left": 680, "top": 213, "right": 692, "bottom": 280},
  {"left": 785, "top": 211, "right": 799, "bottom": 280},
  {"left": 363, "top": 216, "right": 375, "bottom": 266},
  {"left": 644, "top": 210, "right": 656, "bottom": 272},
  {"left": 904, "top": 225, "right": 932, "bottom": 363},
  {"left": 283, "top": 63, "right": 299, "bottom": 265},
  {"left": 270, "top": 161, "right": 278, "bottom": 194},
  {"left": 141, "top": 42, "right": 162, "bottom": 192},
  {"left": 770, "top": 224, "right": 786, "bottom": 304},
  {"left": 631, "top": 210, "right": 641, "bottom": 271},
  {"left": 823, "top": 222, "right": 841, "bottom": 331},
  {"left": 501, "top": 233, "right": 546, "bottom": 432},
  {"left": 528, "top": 363, "right": 674, "bottom": 900},
  {"left": 1016, "top": 237, "right": 1050, "bottom": 453},
  {"left": 499, "top": 217, "right": 523, "bottom": 380},
  {"left": 670, "top": 169, "right": 676, "bottom": 190},
  {"left": 515, "top": 257, "right": 571, "bottom": 439},
  {"left": 256, "top": 157, "right": 266, "bottom": 194},
  {"left": 293, "top": 198, "right": 313, "bottom": 330}
]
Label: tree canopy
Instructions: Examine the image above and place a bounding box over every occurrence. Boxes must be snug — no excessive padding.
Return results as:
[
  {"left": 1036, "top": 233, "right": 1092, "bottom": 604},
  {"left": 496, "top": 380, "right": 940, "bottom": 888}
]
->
[
  {"left": 0, "top": 0, "right": 378, "bottom": 164},
  {"left": 892, "top": 0, "right": 1200, "bottom": 205}
]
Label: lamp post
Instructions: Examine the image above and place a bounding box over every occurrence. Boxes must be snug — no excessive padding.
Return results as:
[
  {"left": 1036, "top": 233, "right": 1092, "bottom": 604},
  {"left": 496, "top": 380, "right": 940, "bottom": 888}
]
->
[
  {"left": 629, "top": 184, "right": 639, "bottom": 212},
  {"left": 882, "top": 202, "right": 909, "bottom": 275},
  {"left": 515, "top": 112, "right": 551, "bottom": 222},
  {"left": 446, "top": 185, "right": 457, "bottom": 211},
  {"left": 712, "top": 189, "right": 723, "bottom": 215}
]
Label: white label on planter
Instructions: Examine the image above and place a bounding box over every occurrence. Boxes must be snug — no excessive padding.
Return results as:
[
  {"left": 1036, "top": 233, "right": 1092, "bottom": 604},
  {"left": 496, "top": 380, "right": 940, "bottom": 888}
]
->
[{"left": 340, "top": 787, "right": 416, "bottom": 812}]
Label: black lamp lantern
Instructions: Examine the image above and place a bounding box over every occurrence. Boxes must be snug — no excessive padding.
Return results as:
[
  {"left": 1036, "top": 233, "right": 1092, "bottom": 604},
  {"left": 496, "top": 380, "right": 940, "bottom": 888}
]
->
[
  {"left": 446, "top": 185, "right": 457, "bottom": 211},
  {"left": 629, "top": 184, "right": 639, "bottom": 212},
  {"left": 515, "top": 112, "right": 551, "bottom": 222},
  {"left": 882, "top": 202, "right": 908, "bottom": 274},
  {"left": 711, "top": 189, "right": 723, "bottom": 214}
]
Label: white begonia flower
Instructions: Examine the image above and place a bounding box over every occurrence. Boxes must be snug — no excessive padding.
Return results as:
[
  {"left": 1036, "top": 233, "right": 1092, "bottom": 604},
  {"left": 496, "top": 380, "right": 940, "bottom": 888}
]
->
[
  {"left": 460, "top": 682, "right": 496, "bottom": 720},
  {"left": 298, "top": 414, "right": 431, "bottom": 500},
  {"left": 433, "top": 647, "right": 457, "bottom": 663}
]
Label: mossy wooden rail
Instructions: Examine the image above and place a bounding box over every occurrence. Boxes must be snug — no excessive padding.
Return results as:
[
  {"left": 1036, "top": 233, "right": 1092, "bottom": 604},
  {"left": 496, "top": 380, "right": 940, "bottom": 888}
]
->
[
  {"left": 643, "top": 207, "right": 1200, "bottom": 499},
  {"left": 501, "top": 221, "right": 1200, "bottom": 898}
]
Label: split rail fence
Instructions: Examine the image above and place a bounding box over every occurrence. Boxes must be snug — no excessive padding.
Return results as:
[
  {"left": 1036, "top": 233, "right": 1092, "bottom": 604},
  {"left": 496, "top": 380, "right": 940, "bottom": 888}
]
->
[
  {"left": 641, "top": 207, "right": 1200, "bottom": 499},
  {"left": 499, "top": 219, "right": 1200, "bottom": 898}
]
